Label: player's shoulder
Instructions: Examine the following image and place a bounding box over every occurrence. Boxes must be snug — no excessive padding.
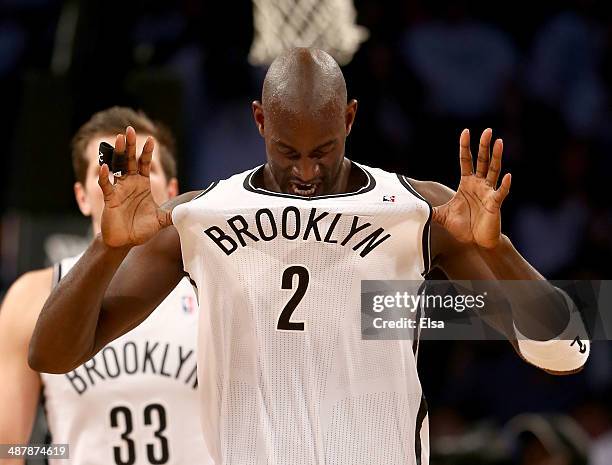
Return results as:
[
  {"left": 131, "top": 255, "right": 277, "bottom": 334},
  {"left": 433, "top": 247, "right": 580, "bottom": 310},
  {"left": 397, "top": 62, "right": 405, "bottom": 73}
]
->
[
  {"left": 353, "top": 162, "right": 413, "bottom": 194},
  {"left": 166, "top": 188, "right": 220, "bottom": 228},
  {"left": 0, "top": 267, "right": 53, "bottom": 339},
  {"left": 163, "top": 190, "right": 211, "bottom": 213},
  {"left": 357, "top": 162, "right": 455, "bottom": 207},
  {"left": 405, "top": 179, "right": 455, "bottom": 207},
  {"left": 172, "top": 167, "right": 260, "bottom": 208},
  {"left": 355, "top": 162, "right": 400, "bottom": 183},
  {"left": 172, "top": 167, "right": 264, "bottom": 223},
  {"left": 200, "top": 165, "right": 262, "bottom": 197}
]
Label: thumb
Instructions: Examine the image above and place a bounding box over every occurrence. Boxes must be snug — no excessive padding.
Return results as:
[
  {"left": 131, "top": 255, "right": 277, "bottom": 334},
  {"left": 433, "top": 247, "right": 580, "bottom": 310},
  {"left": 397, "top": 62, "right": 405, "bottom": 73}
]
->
[{"left": 493, "top": 173, "right": 512, "bottom": 206}]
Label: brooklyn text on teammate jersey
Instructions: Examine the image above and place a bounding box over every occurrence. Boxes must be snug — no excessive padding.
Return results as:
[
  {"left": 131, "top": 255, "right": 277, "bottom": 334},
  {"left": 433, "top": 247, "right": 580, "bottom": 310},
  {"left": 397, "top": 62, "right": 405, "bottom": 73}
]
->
[
  {"left": 63, "top": 340, "right": 198, "bottom": 395},
  {"left": 204, "top": 207, "right": 391, "bottom": 257},
  {"left": 41, "top": 254, "right": 211, "bottom": 465}
]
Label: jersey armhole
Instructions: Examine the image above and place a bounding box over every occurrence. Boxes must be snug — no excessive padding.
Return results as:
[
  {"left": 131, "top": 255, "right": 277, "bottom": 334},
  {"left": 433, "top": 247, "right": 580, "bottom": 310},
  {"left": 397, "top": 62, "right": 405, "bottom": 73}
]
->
[
  {"left": 173, "top": 181, "right": 220, "bottom": 293},
  {"left": 191, "top": 181, "right": 219, "bottom": 202},
  {"left": 171, "top": 181, "right": 219, "bottom": 226},
  {"left": 396, "top": 174, "right": 433, "bottom": 277},
  {"left": 186, "top": 274, "right": 198, "bottom": 293},
  {"left": 51, "top": 262, "right": 62, "bottom": 290}
]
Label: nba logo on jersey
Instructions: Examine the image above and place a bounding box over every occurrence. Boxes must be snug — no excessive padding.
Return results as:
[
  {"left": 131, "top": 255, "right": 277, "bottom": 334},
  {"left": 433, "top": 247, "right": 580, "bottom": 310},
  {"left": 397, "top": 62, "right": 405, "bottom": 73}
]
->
[
  {"left": 383, "top": 195, "right": 396, "bottom": 202},
  {"left": 181, "top": 295, "right": 196, "bottom": 314}
]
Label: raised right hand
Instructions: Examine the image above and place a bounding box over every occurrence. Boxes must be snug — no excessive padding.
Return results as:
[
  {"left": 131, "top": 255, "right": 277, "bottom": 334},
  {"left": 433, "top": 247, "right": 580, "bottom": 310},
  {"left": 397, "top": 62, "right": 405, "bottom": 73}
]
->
[{"left": 98, "top": 126, "right": 172, "bottom": 247}]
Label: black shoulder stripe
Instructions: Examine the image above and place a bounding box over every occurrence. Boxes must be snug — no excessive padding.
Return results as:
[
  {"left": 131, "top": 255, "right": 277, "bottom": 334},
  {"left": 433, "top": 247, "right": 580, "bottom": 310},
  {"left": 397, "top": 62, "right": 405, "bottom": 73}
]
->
[
  {"left": 414, "top": 394, "right": 429, "bottom": 465},
  {"left": 191, "top": 181, "right": 219, "bottom": 202},
  {"left": 185, "top": 273, "right": 199, "bottom": 305},
  {"left": 396, "top": 175, "right": 432, "bottom": 276},
  {"left": 397, "top": 174, "right": 426, "bottom": 201},
  {"left": 51, "top": 262, "right": 62, "bottom": 290},
  {"left": 412, "top": 281, "right": 428, "bottom": 356},
  {"left": 413, "top": 303, "right": 422, "bottom": 356}
]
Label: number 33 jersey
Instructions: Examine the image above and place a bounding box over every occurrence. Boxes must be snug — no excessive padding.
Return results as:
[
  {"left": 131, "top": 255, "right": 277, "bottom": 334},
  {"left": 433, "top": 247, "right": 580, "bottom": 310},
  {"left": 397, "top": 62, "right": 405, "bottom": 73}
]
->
[
  {"left": 41, "top": 255, "right": 212, "bottom": 465},
  {"left": 172, "top": 162, "right": 432, "bottom": 465}
]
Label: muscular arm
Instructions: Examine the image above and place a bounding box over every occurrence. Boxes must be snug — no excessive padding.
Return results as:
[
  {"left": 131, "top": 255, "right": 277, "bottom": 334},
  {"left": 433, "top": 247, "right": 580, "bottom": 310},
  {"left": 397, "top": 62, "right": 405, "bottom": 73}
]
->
[
  {"left": 28, "top": 191, "right": 201, "bottom": 374},
  {"left": 0, "top": 269, "right": 50, "bottom": 465},
  {"left": 409, "top": 179, "right": 586, "bottom": 373}
]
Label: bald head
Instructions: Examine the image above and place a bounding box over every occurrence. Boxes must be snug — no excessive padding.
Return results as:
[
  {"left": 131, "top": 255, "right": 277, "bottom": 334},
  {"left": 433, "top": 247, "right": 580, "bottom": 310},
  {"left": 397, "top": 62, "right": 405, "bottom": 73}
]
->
[
  {"left": 252, "top": 48, "right": 358, "bottom": 197},
  {"left": 262, "top": 48, "right": 347, "bottom": 117}
]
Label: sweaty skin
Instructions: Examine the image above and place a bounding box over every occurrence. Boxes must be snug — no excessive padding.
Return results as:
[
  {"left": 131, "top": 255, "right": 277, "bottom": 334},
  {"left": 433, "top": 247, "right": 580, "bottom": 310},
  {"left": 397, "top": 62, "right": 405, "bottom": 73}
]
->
[{"left": 29, "top": 48, "right": 574, "bottom": 376}]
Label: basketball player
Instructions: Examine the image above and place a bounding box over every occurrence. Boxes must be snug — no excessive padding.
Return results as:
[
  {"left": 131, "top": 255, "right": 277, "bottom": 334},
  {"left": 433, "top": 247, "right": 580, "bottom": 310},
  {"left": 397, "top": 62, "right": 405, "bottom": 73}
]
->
[
  {"left": 0, "top": 107, "right": 211, "bottom": 465},
  {"left": 28, "top": 49, "right": 589, "bottom": 465}
]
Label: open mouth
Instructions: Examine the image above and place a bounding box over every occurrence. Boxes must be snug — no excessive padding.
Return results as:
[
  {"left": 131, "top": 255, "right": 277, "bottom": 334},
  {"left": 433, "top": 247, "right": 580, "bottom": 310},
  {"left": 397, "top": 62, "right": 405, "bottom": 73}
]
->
[{"left": 289, "top": 182, "right": 319, "bottom": 196}]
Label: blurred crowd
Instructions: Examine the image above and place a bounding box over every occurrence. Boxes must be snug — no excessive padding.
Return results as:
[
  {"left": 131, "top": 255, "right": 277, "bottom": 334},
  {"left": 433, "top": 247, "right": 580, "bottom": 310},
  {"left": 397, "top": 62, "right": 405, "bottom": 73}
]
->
[{"left": 1, "top": 0, "right": 611, "bottom": 463}]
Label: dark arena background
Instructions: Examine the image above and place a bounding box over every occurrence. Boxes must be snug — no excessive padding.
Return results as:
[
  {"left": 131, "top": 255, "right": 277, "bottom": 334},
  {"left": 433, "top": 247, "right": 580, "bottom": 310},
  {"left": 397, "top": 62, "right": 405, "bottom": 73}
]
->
[{"left": 1, "top": 1, "right": 611, "bottom": 464}]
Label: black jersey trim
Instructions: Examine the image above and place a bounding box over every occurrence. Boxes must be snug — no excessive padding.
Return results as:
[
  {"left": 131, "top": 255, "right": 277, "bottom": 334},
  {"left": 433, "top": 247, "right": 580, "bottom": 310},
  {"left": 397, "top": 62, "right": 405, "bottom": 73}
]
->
[
  {"left": 415, "top": 394, "right": 429, "bottom": 465},
  {"left": 39, "top": 382, "right": 52, "bottom": 452},
  {"left": 412, "top": 281, "right": 428, "bottom": 356},
  {"left": 412, "top": 303, "right": 421, "bottom": 356},
  {"left": 242, "top": 162, "right": 376, "bottom": 200},
  {"left": 396, "top": 175, "right": 432, "bottom": 276},
  {"left": 51, "top": 262, "right": 62, "bottom": 289},
  {"left": 191, "top": 181, "right": 219, "bottom": 201}
]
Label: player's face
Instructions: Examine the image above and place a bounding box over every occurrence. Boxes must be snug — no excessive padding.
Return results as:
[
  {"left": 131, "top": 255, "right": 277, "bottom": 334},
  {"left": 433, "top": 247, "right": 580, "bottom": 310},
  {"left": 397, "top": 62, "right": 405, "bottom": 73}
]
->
[
  {"left": 74, "top": 134, "right": 178, "bottom": 234},
  {"left": 267, "top": 116, "right": 343, "bottom": 196},
  {"left": 254, "top": 100, "right": 357, "bottom": 196}
]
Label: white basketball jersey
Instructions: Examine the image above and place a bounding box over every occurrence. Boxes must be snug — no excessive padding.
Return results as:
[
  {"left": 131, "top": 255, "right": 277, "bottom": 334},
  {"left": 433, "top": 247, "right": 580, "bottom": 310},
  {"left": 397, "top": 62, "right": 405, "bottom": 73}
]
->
[
  {"left": 172, "top": 162, "right": 432, "bottom": 465},
  {"left": 41, "top": 255, "right": 213, "bottom": 465}
]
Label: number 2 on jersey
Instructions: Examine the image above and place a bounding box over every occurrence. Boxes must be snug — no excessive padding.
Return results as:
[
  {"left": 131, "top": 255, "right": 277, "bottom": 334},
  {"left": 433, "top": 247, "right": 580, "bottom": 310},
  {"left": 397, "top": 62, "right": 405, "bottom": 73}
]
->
[{"left": 277, "top": 265, "right": 309, "bottom": 331}]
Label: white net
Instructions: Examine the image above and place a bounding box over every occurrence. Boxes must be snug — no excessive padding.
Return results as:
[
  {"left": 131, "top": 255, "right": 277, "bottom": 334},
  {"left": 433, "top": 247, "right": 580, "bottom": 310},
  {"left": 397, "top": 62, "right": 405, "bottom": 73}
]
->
[{"left": 249, "top": 0, "right": 369, "bottom": 66}]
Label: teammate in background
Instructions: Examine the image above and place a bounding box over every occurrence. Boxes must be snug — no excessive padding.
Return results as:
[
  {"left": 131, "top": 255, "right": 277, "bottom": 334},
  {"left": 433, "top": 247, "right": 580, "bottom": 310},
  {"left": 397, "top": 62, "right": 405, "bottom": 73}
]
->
[
  {"left": 0, "top": 107, "right": 211, "bottom": 465},
  {"left": 29, "top": 50, "right": 589, "bottom": 465}
]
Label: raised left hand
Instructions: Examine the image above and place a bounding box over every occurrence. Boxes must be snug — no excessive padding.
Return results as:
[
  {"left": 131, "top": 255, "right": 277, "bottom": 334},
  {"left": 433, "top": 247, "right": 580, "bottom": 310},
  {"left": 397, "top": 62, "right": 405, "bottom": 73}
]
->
[{"left": 432, "top": 128, "right": 511, "bottom": 249}]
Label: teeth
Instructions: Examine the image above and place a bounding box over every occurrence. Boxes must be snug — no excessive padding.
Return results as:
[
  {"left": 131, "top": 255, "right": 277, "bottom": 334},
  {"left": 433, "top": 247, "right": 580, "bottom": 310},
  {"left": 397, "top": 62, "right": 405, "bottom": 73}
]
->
[{"left": 291, "top": 183, "right": 317, "bottom": 196}]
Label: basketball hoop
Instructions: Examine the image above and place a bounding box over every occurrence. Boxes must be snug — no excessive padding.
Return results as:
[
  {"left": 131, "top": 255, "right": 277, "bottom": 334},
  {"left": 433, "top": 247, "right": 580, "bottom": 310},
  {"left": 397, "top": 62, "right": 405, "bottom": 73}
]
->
[{"left": 249, "top": 0, "right": 368, "bottom": 66}]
